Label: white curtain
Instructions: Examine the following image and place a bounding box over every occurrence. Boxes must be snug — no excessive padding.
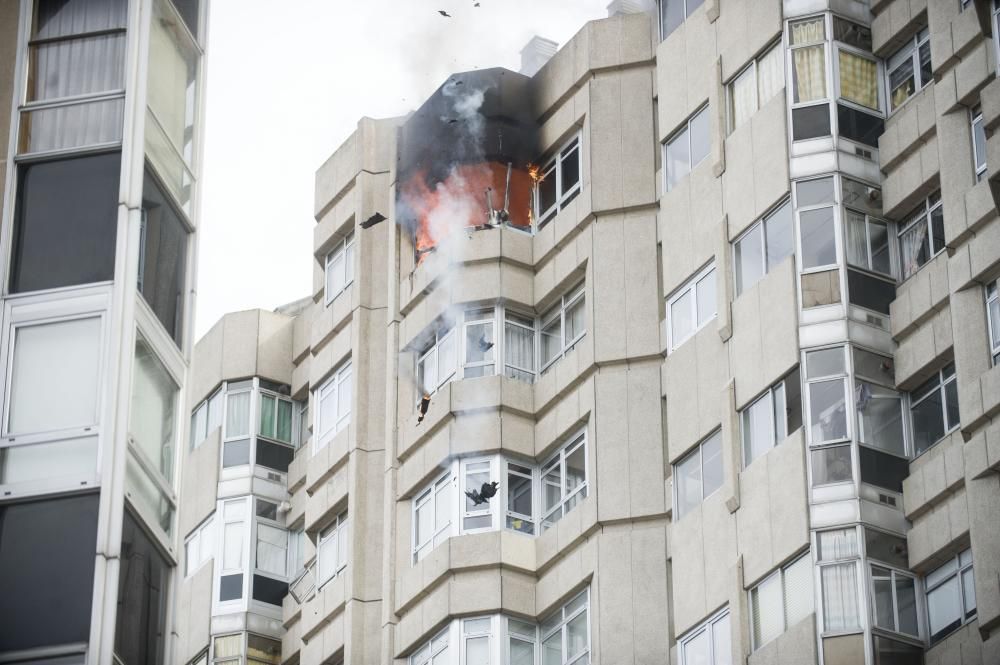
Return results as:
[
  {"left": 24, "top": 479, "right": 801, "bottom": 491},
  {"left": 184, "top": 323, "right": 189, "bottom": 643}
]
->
[
  {"left": 757, "top": 44, "right": 784, "bottom": 106},
  {"left": 821, "top": 563, "right": 861, "bottom": 631},
  {"left": 845, "top": 209, "right": 868, "bottom": 268},
  {"left": 900, "top": 219, "right": 928, "bottom": 278},
  {"left": 505, "top": 319, "right": 535, "bottom": 380},
  {"left": 730, "top": 67, "right": 757, "bottom": 131},
  {"left": 226, "top": 391, "right": 250, "bottom": 438},
  {"left": 793, "top": 45, "right": 827, "bottom": 103}
]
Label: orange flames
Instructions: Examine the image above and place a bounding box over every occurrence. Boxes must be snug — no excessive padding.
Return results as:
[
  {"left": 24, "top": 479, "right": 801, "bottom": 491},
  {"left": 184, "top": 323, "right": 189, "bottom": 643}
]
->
[{"left": 400, "top": 162, "right": 534, "bottom": 262}]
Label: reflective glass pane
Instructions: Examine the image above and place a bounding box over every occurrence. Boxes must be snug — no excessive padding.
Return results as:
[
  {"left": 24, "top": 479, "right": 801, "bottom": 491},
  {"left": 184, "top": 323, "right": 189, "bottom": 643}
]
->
[
  {"left": 928, "top": 577, "right": 961, "bottom": 640},
  {"left": 696, "top": 268, "right": 716, "bottom": 325},
  {"left": 130, "top": 337, "right": 178, "bottom": 481},
  {"left": 670, "top": 290, "right": 694, "bottom": 347},
  {"left": 895, "top": 575, "right": 919, "bottom": 636},
  {"left": 765, "top": 201, "right": 794, "bottom": 269},
  {"left": 735, "top": 224, "right": 764, "bottom": 294},
  {"left": 665, "top": 127, "right": 690, "bottom": 191},
  {"left": 800, "top": 207, "right": 837, "bottom": 268},
  {"left": 743, "top": 393, "right": 774, "bottom": 466},
  {"left": 809, "top": 379, "right": 848, "bottom": 443},
  {"left": 701, "top": 432, "right": 723, "bottom": 497},
  {"left": 675, "top": 448, "right": 702, "bottom": 518},
  {"left": 806, "top": 347, "right": 844, "bottom": 378},
  {"left": 566, "top": 611, "right": 588, "bottom": 660},
  {"left": 818, "top": 528, "right": 858, "bottom": 560},
  {"left": 811, "top": 445, "right": 852, "bottom": 485}
]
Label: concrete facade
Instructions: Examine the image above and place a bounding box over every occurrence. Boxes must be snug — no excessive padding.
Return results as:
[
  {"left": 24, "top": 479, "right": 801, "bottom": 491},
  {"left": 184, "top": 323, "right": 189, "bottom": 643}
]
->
[{"left": 175, "top": 2, "right": 1000, "bottom": 665}]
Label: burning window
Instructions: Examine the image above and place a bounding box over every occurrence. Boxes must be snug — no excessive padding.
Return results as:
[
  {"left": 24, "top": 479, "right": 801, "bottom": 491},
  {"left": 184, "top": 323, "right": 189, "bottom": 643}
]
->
[{"left": 533, "top": 133, "right": 582, "bottom": 228}]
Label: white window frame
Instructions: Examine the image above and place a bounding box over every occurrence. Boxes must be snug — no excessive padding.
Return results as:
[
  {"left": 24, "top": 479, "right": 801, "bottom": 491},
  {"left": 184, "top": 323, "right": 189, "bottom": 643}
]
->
[
  {"left": 409, "top": 627, "right": 449, "bottom": 665},
  {"left": 416, "top": 325, "right": 457, "bottom": 396},
  {"left": 314, "top": 359, "right": 351, "bottom": 453},
  {"left": 257, "top": 387, "right": 295, "bottom": 445},
  {"left": 216, "top": 497, "right": 250, "bottom": 609},
  {"left": 971, "top": 104, "right": 987, "bottom": 182},
  {"left": 253, "top": 498, "right": 289, "bottom": 583},
  {"left": 897, "top": 191, "right": 944, "bottom": 280},
  {"left": 815, "top": 526, "right": 864, "bottom": 635},
  {"left": 504, "top": 459, "right": 536, "bottom": 535},
  {"left": 886, "top": 27, "right": 931, "bottom": 114},
  {"left": 994, "top": 0, "right": 1000, "bottom": 76},
  {"left": 679, "top": 607, "right": 730, "bottom": 665},
  {"left": 749, "top": 553, "right": 813, "bottom": 651},
  {"left": 658, "top": 0, "right": 705, "bottom": 41},
  {"left": 223, "top": 379, "right": 253, "bottom": 443},
  {"left": 539, "top": 282, "right": 586, "bottom": 372},
  {"left": 733, "top": 199, "right": 793, "bottom": 295},
  {"left": 666, "top": 262, "right": 717, "bottom": 353},
  {"left": 987, "top": 279, "right": 1000, "bottom": 366},
  {"left": 540, "top": 431, "right": 588, "bottom": 531},
  {"left": 533, "top": 133, "right": 582, "bottom": 229},
  {"left": 804, "top": 346, "right": 851, "bottom": 446},
  {"left": 412, "top": 470, "right": 454, "bottom": 564},
  {"left": 461, "top": 308, "right": 497, "bottom": 379},
  {"left": 185, "top": 514, "right": 215, "bottom": 577},
  {"left": 925, "top": 548, "right": 976, "bottom": 644},
  {"left": 461, "top": 456, "right": 497, "bottom": 534},
  {"left": 287, "top": 525, "right": 305, "bottom": 581},
  {"left": 868, "top": 562, "right": 922, "bottom": 639},
  {"left": 540, "top": 588, "right": 590, "bottom": 665},
  {"left": 832, "top": 18, "right": 880, "bottom": 115},
  {"left": 908, "top": 362, "right": 959, "bottom": 457},
  {"left": 726, "top": 41, "right": 783, "bottom": 134},
  {"left": 794, "top": 175, "right": 840, "bottom": 274},
  {"left": 503, "top": 309, "right": 536, "bottom": 382},
  {"left": 664, "top": 104, "right": 710, "bottom": 192},
  {"left": 787, "top": 15, "right": 832, "bottom": 142},
  {"left": 460, "top": 617, "right": 494, "bottom": 665},
  {"left": 316, "top": 510, "right": 348, "bottom": 589},
  {"left": 324, "top": 231, "right": 355, "bottom": 305},
  {"left": 741, "top": 377, "right": 789, "bottom": 467},
  {"left": 672, "top": 429, "right": 723, "bottom": 520},
  {"left": 844, "top": 207, "right": 895, "bottom": 279},
  {"left": 190, "top": 387, "right": 223, "bottom": 450}
]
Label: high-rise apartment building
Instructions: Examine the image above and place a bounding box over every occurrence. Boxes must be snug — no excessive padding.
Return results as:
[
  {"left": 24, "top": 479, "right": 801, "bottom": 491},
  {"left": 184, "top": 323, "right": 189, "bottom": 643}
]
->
[{"left": 0, "top": 0, "right": 208, "bottom": 663}]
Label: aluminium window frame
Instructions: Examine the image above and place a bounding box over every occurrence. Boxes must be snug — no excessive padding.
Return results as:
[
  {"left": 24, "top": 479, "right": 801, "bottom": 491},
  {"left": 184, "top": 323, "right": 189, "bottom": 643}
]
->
[
  {"left": 663, "top": 104, "right": 711, "bottom": 192},
  {"left": 460, "top": 456, "right": 498, "bottom": 534},
  {"left": 539, "top": 429, "right": 588, "bottom": 531},
  {"left": 897, "top": 191, "right": 944, "bottom": 281},
  {"left": 316, "top": 509, "right": 349, "bottom": 590},
  {"left": 540, "top": 588, "right": 591, "bottom": 665},
  {"left": 534, "top": 132, "right": 582, "bottom": 229},
  {"left": 313, "top": 358, "right": 352, "bottom": 454},
  {"left": 740, "top": 375, "right": 790, "bottom": 468},
  {"left": 885, "top": 27, "right": 931, "bottom": 115},
  {"left": 185, "top": 513, "right": 215, "bottom": 577},
  {"left": 324, "top": 231, "right": 355, "bottom": 305},
  {"left": 461, "top": 307, "right": 497, "bottom": 378},
  {"left": 794, "top": 174, "right": 842, "bottom": 274},
  {"left": 814, "top": 525, "right": 866, "bottom": 636},
  {"left": 844, "top": 205, "right": 896, "bottom": 279},
  {"left": 971, "top": 104, "right": 987, "bottom": 182},
  {"left": 539, "top": 282, "right": 586, "bottom": 373},
  {"left": 908, "top": 362, "right": 959, "bottom": 457},
  {"left": 678, "top": 606, "right": 730, "bottom": 665},
  {"left": 416, "top": 324, "right": 457, "bottom": 396},
  {"left": 257, "top": 385, "right": 295, "bottom": 446},
  {"left": 832, "top": 24, "right": 883, "bottom": 116},
  {"left": 925, "top": 548, "right": 976, "bottom": 644},
  {"left": 412, "top": 469, "right": 455, "bottom": 564},
  {"left": 732, "top": 198, "right": 793, "bottom": 296},
  {"left": 657, "top": 0, "right": 706, "bottom": 42},
  {"left": 672, "top": 429, "right": 723, "bottom": 521},
  {"left": 803, "top": 345, "right": 852, "bottom": 447},
  {"left": 409, "top": 626, "right": 450, "bottom": 665},
  {"left": 252, "top": 498, "right": 290, "bottom": 588},
  {"left": 868, "top": 562, "right": 923, "bottom": 641},
  {"left": 216, "top": 496, "right": 251, "bottom": 610},
  {"left": 503, "top": 308, "right": 536, "bottom": 382},
  {"left": 987, "top": 279, "right": 1000, "bottom": 366},
  {"left": 749, "top": 551, "right": 813, "bottom": 651},
  {"left": 786, "top": 14, "right": 833, "bottom": 143},
  {"left": 666, "top": 261, "right": 717, "bottom": 353},
  {"left": 725, "top": 40, "right": 783, "bottom": 134}
]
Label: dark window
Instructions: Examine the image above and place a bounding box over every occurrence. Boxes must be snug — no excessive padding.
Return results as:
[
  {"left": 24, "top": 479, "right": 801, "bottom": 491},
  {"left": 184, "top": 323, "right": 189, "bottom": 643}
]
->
[
  {"left": 848, "top": 269, "right": 896, "bottom": 315},
  {"left": 11, "top": 152, "right": 120, "bottom": 293},
  {"left": 252, "top": 574, "right": 289, "bottom": 605},
  {"left": 255, "top": 499, "right": 278, "bottom": 520},
  {"left": 223, "top": 439, "right": 250, "bottom": 467},
  {"left": 256, "top": 439, "right": 294, "bottom": 472},
  {"left": 219, "top": 573, "right": 243, "bottom": 601},
  {"left": 838, "top": 104, "right": 884, "bottom": 148},
  {"left": 0, "top": 493, "right": 99, "bottom": 652},
  {"left": 793, "top": 105, "right": 831, "bottom": 141},
  {"left": 114, "top": 511, "right": 169, "bottom": 665},
  {"left": 859, "top": 446, "right": 909, "bottom": 492},
  {"left": 170, "top": 0, "right": 200, "bottom": 38},
  {"left": 140, "top": 169, "right": 189, "bottom": 346}
]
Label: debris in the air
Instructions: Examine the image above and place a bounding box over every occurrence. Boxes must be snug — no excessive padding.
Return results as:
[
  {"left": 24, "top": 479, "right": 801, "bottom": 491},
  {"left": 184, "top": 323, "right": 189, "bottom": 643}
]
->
[
  {"left": 465, "top": 481, "right": 499, "bottom": 505},
  {"left": 438, "top": 10, "right": 451, "bottom": 17},
  {"left": 448, "top": 118, "right": 458, "bottom": 124},
  {"left": 361, "top": 212, "right": 387, "bottom": 229},
  {"left": 417, "top": 394, "right": 431, "bottom": 424},
  {"left": 477, "top": 335, "right": 494, "bottom": 353}
]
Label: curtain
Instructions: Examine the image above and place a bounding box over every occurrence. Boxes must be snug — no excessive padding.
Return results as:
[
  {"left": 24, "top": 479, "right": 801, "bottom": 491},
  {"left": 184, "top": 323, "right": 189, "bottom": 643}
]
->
[
  {"left": 730, "top": 67, "right": 757, "bottom": 130},
  {"left": 226, "top": 391, "right": 250, "bottom": 438},
  {"left": 822, "top": 563, "right": 861, "bottom": 631},
  {"left": 757, "top": 44, "right": 784, "bottom": 107},
  {"left": 131, "top": 338, "right": 177, "bottom": 480},
  {"left": 21, "top": 97, "right": 124, "bottom": 154},
  {"left": 845, "top": 209, "right": 868, "bottom": 268},
  {"left": 505, "top": 319, "right": 535, "bottom": 381},
  {"left": 30, "top": 34, "right": 125, "bottom": 101},
  {"left": 839, "top": 51, "right": 878, "bottom": 110},
  {"left": 900, "top": 219, "right": 928, "bottom": 278},
  {"left": 793, "top": 45, "right": 826, "bottom": 103}
]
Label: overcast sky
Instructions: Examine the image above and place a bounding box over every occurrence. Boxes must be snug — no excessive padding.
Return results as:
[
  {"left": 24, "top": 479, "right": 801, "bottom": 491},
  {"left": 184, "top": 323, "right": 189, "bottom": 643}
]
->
[{"left": 195, "top": 0, "right": 610, "bottom": 337}]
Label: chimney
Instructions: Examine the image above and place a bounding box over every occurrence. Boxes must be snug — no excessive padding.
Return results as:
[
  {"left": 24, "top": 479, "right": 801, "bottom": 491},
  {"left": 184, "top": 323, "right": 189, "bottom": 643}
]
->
[
  {"left": 519, "top": 36, "right": 558, "bottom": 77},
  {"left": 607, "top": 0, "right": 653, "bottom": 16}
]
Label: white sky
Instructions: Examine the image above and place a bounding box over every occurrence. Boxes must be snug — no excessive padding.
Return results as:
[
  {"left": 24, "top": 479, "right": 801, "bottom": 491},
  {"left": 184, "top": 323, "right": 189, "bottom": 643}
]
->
[{"left": 195, "top": 0, "right": 610, "bottom": 337}]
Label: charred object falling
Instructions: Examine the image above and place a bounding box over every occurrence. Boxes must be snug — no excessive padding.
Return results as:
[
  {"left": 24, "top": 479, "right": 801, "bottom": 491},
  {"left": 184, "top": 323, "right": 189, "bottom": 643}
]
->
[
  {"left": 396, "top": 68, "right": 538, "bottom": 262},
  {"left": 465, "top": 481, "right": 499, "bottom": 506}
]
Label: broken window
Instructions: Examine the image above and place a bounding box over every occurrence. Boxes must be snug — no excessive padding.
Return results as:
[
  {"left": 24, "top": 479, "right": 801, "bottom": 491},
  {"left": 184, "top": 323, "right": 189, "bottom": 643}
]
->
[
  {"left": 909, "top": 363, "right": 959, "bottom": 456},
  {"left": 741, "top": 369, "right": 802, "bottom": 466},
  {"left": 325, "top": 231, "right": 355, "bottom": 305},
  {"left": 734, "top": 199, "right": 793, "bottom": 294},
  {"left": 540, "top": 283, "right": 586, "bottom": 370},
  {"left": 665, "top": 105, "right": 710, "bottom": 191},
  {"left": 314, "top": 359, "right": 352, "bottom": 452},
  {"left": 886, "top": 28, "right": 931, "bottom": 113},
  {"left": 674, "top": 430, "right": 722, "bottom": 520},
  {"left": 728, "top": 42, "right": 783, "bottom": 132},
  {"left": 534, "top": 133, "right": 581, "bottom": 227},
  {"left": 926, "top": 549, "right": 976, "bottom": 644},
  {"left": 462, "top": 459, "right": 495, "bottom": 531},
  {"left": 750, "top": 553, "right": 813, "bottom": 650},
  {"left": 541, "top": 432, "right": 588, "bottom": 531},
  {"left": 667, "top": 262, "right": 716, "bottom": 352},
  {"left": 317, "top": 510, "right": 348, "bottom": 589}
]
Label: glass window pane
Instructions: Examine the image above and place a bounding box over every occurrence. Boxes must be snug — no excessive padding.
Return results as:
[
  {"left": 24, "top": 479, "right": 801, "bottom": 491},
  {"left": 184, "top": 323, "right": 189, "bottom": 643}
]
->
[
  {"left": 561, "top": 145, "right": 580, "bottom": 195},
  {"left": 9, "top": 317, "right": 102, "bottom": 434},
  {"left": 871, "top": 568, "right": 895, "bottom": 631},
  {"left": 911, "top": 388, "right": 945, "bottom": 455},
  {"left": 701, "top": 432, "right": 723, "bottom": 497},
  {"left": 869, "top": 220, "right": 891, "bottom": 274},
  {"left": 670, "top": 290, "right": 694, "bottom": 346},
  {"left": 566, "top": 611, "right": 589, "bottom": 660},
  {"left": 864, "top": 529, "right": 908, "bottom": 569},
  {"left": 712, "top": 614, "right": 732, "bottom": 665},
  {"left": 752, "top": 573, "right": 783, "bottom": 646},
  {"left": 682, "top": 629, "right": 709, "bottom": 665},
  {"left": 259, "top": 394, "right": 275, "bottom": 438},
  {"left": 856, "top": 383, "right": 905, "bottom": 455},
  {"left": 895, "top": 575, "right": 919, "bottom": 636},
  {"left": 944, "top": 379, "right": 960, "bottom": 431},
  {"left": 833, "top": 17, "right": 872, "bottom": 50},
  {"left": 809, "top": 379, "right": 848, "bottom": 443},
  {"left": 796, "top": 178, "right": 836, "bottom": 207},
  {"left": 566, "top": 443, "right": 586, "bottom": 496},
  {"left": 139, "top": 170, "right": 189, "bottom": 345},
  {"left": 765, "top": 202, "right": 794, "bottom": 269},
  {"left": 11, "top": 152, "right": 120, "bottom": 292},
  {"left": 675, "top": 449, "right": 702, "bottom": 518},
  {"left": 792, "top": 45, "right": 827, "bottom": 103},
  {"left": 541, "top": 314, "right": 562, "bottom": 365},
  {"left": 689, "top": 107, "right": 710, "bottom": 168},
  {"left": 743, "top": 393, "right": 773, "bottom": 465},
  {"left": 223, "top": 522, "right": 243, "bottom": 569},
  {"left": 0, "top": 436, "right": 99, "bottom": 485},
  {"left": 839, "top": 51, "right": 878, "bottom": 110},
  {"left": 730, "top": 66, "right": 757, "bottom": 130},
  {"left": 256, "top": 523, "right": 287, "bottom": 576},
  {"left": 509, "top": 637, "right": 534, "bottom": 665},
  {"left": 962, "top": 569, "right": 976, "bottom": 616},
  {"left": 792, "top": 104, "right": 831, "bottom": 140},
  {"left": 465, "top": 321, "right": 495, "bottom": 366},
  {"left": 806, "top": 348, "right": 844, "bottom": 378},
  {"left": 928, "top": 577, "right": 961, "bottom": 640},
  {"left": 29, "top": 33, "right": 126, "bottom": 102},
  {"left": 465, "top": 636, "right": 489, "bottom": 665},
  {"left": 660, "top": 0, "right": 685, "bottom": 39},
  {"left": 226, "top": 391, "right": 250, "bottom": 438},
  {"left": 541, "top": 632, "right": 562, "bottom": 665},
  {"left": 811, "top": 445, "right": 853, "bottom": 485},
  {"left": 130, "top": 337, "right": 178, "bottom": 481},
  {"left": 818, "top": 528, "right": 859, "bottom": 560},
  {"left": 147, "top": 0, "right": 197, "bottom": 162},
  {"left": 845, "top": 209, "right": 868, "bottom": 268},
  {"left": 757, "top": 45, "right": 784, "bottom": 107},
  {"left": 847, "top": 269, "right": 896, "bottom": 315},
  {"left": 784, "top": 556, "right": 814, "bottom": 627},
  {"left": 696, "top": 268, "right": 716, "bottom": 325},
  {"left": 275, "top": 399, "right": 293, "bottom": 443},
  {"left": 800, "top": 207, "right": 837, "bottom": 268},
  {"left": 508, "top": 469, "right": 533, "bottom": 518},
  {"left": 790, "top": 17, "right": 825, "bottom": 45},
  {"left": 889, "top": 55, "right": 915, "bottom": 111},
  {"left": 666, "top": 127, "right": 691, "bottom": 191},
  {"left": 821, "top": 562, "right": 860, "bottom": 631},
  {"left": 735, "top": 225, "right": 764, "bottom": 294},
  {"left": 538, "top": 167, "right": 557, "bottom": 214}
]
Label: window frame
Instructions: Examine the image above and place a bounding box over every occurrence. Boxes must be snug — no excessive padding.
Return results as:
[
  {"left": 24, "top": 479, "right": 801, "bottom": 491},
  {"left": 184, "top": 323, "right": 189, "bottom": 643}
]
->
[
  {"left": 749, "top": 552, "right": 814, "bottom": 651},
  {"left": 971, "top": 103, "right": 987, "bottom": 182},
  {"left": 897, "top": 191, "right": 944, "bottom": 281},
  {"left": 184, "top": 513, "right": 215, "bottom": 577},
  {"left": 539, "top": 282, "right": 586, "bottom": 372},
  {"left": 804, "top": 345, "right": 851, "bottom": 446},
  {"left": 925, "top": 548, "right": 976, "bottom": 644},
  {"left": 868, "top": 563, "right": 922, "bottom": 640},
  {"left": 533, "top": 132, "right": 582, "bottom": 229},
  {"left": 539, "top": 430, "right": 588, "bottom": 531},
  {"left": 794, "top": 175, "right": 841, "bottom": 274},
  {"left": 815, "top": 526, "right": 865, "bottom": 635},
  {"left": 666, "top": 261, "right": 717, "bottom": 353},
  {"left": 885, "top": 27, "right": 931, "bottom": 114},
  {"left": 673, "top": 429, "right": 723, "bottom": 520},
  {"left": 679, "top": 607, "right": 730, "bottom": 665},
  {"left": 540, "top": 588, "right": 590, "bottom": 665},
  {"left": 663, "top": 104, "right": 710, "bottom": 192},
  {"left": 412, "top": 470, "right": 454, "bottom": 564},
  {"left": 908, "top": 362, "right": 959, "bottom": 457},
  {"left": 257, "top": 386, "right": 295, "bottom": 446},
  {"left": 313, "top": 359, "right": 352, "bottom": 453},
  {"left": 316, "top": 509, "right": 349, "bottom": 589},
  {"left": 409, "top": 626, "right": 449, "bottom": 665},
  {"left": 732, "top": 198, "right": 793, "bottom": 296},
  {"left": 741, "top": 370, "right": 800, "bottom": 468},
  {"left": 324, "top": 231, "right": 356, "bottom": 305},
  {"left": 726, "top": 41, "right": 783, "bottom": 134},
  {"left": 834, "top": 27, "right": 882, "bottom": 116},
  {"left": 987, "top": 279, "right": 1000, "bottom": 366},
  {"left": 787, "top": 15, "right": 833, "bottom": 142},
  {"left": 658, "top": 0, "right": 705, "bottom": 42}
]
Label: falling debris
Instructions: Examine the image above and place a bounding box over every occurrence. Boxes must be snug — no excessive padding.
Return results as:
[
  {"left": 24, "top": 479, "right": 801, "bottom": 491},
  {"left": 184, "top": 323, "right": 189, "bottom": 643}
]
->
[
  {"left": 477, "top": 335, "right": 494, "bottom": 353},
  {"left": 417, "top": 393, "right": 431, "bottom": 424},
  {"left": 474, "top": 2, "right": 480, "bottom": 5},
  {"left": 361, "top": 211, "right": 387, "bottom": 229},
  {"left": 438, "top": 10, "right": 451, "bottom": 16},
  {"left": 465, "top": 481, "right": 499, "bottom": 505},
  {"left": 448, "top": 119, "right": 458, "bottom": 124}
]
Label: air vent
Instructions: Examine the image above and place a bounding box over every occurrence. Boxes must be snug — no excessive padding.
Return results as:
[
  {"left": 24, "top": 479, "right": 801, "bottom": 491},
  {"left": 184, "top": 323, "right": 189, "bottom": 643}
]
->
[
  {"left": 866, "top": 313, "right": 886, "bottom": 329},
  {"left": 855, "top": 147, "right": 873, "bottom": 160},
  {"left": 267, "top": 472, "right": 281, "bottom": 482},
  {"left": 879, "top": 493, "right": 897, "bottom": 507}
]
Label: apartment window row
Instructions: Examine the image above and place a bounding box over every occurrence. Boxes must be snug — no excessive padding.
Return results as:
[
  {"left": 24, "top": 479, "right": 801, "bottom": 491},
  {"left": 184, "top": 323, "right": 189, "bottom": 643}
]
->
[
  {"left": 679, "top": 608, "right": 730, "bottom": 665},
  {"left": 535, "top": 133, "right": 582, "bottom": 227},
  {"left": 667, "top": 262, "right": 716, "bottom": 352},
  {"left": 211, "top": 633, "right": 281, "bottom": 665},
  {"left": 190, "top": 387, "right": 223, "bottom": 449},
  {"left": 734, "top": 199, "right": 793, "bottom": 295},
  {"left": 728, "top": 42, "right": 784, "bottom": 133},
  {"left": 673, "top": 430, "right": 722, "bottom": 520},
  {"left": 416, "top": 287, "right": 586, "bottom": 397},
  {"left": 664, "top": 105, "right": 710, "bottom": 192},
  {"left": 325, "top": 231, "right": 355, "bottom": 304},
  {"left": 909, "top": 363, "right": 959, "bottom": 457},
  {"left": 749, "top": 553, "right": 813, "bottom": 650},
  {"left": 220, "top": 378, "right": 303, "bottom": 478},
  {"left": 741, "top": 369, "right": 802, "bottom": 467},
  {"left": 412, "top": 431, "right": 588, "bottom": 564},
  {"left": 658, "top": 0, "right": 704, "bottom": 41},
  {"left": 409, "top": 590, "right": 590, "bottom": 665},
  {"left": 314, "top": 359, "right": 352, "bottom": 453},
  {"left": 184, "top": 514, "right": 215, "bottom": 576}
]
